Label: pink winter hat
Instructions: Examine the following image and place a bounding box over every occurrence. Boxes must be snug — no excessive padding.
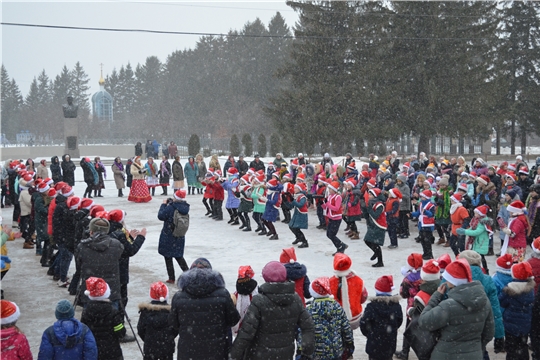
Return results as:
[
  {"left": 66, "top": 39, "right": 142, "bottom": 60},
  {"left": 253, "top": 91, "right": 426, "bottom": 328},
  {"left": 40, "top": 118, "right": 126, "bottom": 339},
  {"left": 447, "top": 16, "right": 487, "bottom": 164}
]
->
[{"left": 262, "top": 261, "right": 287, "bottom": 283}]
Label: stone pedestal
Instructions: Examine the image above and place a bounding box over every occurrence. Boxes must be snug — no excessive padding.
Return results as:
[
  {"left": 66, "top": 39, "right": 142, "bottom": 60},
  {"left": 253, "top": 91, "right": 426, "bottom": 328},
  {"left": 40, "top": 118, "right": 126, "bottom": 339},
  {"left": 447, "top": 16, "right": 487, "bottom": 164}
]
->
[{"left": 64, "top": 118, "right": 80, "bottom": 158}]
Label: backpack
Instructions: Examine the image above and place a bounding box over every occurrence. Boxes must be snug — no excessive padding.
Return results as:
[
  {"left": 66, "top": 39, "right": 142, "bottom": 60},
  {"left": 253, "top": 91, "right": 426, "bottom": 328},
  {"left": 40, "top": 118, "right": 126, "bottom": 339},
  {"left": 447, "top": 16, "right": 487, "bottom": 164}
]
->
[{"left": 172, "top": 210, "right": 189, "bottom": 237}]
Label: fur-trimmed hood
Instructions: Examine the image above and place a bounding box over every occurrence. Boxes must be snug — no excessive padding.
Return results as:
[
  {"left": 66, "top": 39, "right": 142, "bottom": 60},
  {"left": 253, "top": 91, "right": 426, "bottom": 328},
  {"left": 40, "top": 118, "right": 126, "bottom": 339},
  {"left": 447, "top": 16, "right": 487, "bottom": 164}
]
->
[
  {"left": 367, "top": 294, "right": 401, "bottom": 303},
  {"left": 178, "top": 268, "right": 225, "bottom": 298},
  {"left": 503, "top": 279, "right": 535, "bottom": 296},
  {"left": 138, "top": 302, "right": 171, "bottom": 312}
]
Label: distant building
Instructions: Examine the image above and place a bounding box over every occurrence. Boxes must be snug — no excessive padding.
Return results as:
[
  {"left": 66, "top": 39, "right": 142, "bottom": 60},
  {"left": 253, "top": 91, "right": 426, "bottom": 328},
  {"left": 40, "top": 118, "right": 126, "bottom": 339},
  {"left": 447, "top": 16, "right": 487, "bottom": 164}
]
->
[
  {"left": 91, "top": 71, "right": 113, "bottom": 123},
  {"left": 16, "top": 131, "right": 33, "bottom": 144}
]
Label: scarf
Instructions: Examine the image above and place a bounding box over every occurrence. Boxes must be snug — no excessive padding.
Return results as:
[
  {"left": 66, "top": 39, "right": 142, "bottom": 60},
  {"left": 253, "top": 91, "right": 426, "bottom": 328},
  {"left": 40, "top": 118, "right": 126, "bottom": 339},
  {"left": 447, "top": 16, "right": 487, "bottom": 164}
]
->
[
  {"left": 189, "top": 162, "right": 195, "bottom": 170},
  {"left": 95, "top": 161, "right": 107, "bottom": 179},
  {"left": 147, "top": 162, "right": 157, "bottom": 177},
  {"left": 450, "top": 202, "right": 462, "bottom": 215},
  {"left": 114, "top": 160, "right": 124, "bottom": 172},
  {"left": 161, "top": 162, "right": 170, "bottom": 176},
  {"left": 466, "top": 216, "right": 481, "bottom": 249},
  {"left": 435, "top": 188, "right": 451, "bottom": 219}
]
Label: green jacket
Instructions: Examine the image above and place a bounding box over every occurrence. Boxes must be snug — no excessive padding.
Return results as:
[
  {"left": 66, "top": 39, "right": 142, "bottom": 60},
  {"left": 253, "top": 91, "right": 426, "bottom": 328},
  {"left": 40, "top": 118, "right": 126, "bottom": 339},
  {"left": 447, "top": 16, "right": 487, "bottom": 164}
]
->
[
  {"left": 418, "top": 281, "right": 494, "bottom": 360},
  {"left": 462, "top": 217, "right": 492, "bottom": 255},
  {"left": 251, "top": 186, "right": 266, "bottom": 213}
]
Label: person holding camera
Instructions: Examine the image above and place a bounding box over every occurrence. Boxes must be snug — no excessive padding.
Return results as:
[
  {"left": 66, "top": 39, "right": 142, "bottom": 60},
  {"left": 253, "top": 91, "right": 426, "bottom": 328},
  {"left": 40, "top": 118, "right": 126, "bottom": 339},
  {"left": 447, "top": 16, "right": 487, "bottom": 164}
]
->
[{"left": 158, "top": 189, "right": 190, "bottom": 283}]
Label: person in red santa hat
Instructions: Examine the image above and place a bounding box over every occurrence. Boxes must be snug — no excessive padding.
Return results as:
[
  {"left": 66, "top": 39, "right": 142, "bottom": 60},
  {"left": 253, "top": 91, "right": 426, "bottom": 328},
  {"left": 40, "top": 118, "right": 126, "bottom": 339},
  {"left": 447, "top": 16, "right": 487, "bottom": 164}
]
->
[
  {"left": 329, "top": 253, "right": 368, "bottom": 331},
  {"left": 288, "top": 182, "right": 309, "bottom": 248},
  {"left": 279, "top": 247, "right": 311, "bottom": 306},
  {"left": 231, "top": 265, "right": 258, "bottom": 335},
  {"left": 418, "top": 259, "right": 494, "bottom": 360},
  {"left": 527, "top": 236, "right": 540, "bottom": 294},
  {"left": 137, "top": 281, "right": 177, "bottom": 360},
  {"left": 500, "top": 200, "right": 529, "bottom": 263},
  {"left": 360, "top": 275, "right": 403, "bottom": 360},
  {"left": 81, "top": 277, "right": 126, "bottom": 360},
  {"left": 307, "top": 276, "right": 354, "bottom": 360},
  {"left": 342, "top": 178, "right": 362, "bottom": 240},
  {"left": 322, "top": 181, "right": 348, "bottom": 255},
  {"left": 0, "top": 300, "right": 32, "bottom": 359}
]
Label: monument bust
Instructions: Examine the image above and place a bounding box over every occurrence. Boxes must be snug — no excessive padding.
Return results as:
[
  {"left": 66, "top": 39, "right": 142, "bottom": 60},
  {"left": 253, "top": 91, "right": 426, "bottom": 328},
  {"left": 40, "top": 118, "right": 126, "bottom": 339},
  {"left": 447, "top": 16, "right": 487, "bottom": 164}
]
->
[{"left": 62, "top": 96, "right": 79, "bottom": 118}]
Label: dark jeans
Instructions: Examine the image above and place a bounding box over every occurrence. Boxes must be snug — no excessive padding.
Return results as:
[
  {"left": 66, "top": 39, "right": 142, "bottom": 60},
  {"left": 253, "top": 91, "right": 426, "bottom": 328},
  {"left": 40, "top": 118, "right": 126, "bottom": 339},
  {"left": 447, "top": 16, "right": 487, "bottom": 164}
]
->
[
  {"left": 398, "top": 210, "right": 410, "bottom": 235},
  {"left": 252, "top": 212, "right": 264, "bottom": 231},
  {"left": 213, "top": 200, "right": 223, "bottom": 219},
  {"left": 327, "top": 219, "right": 344, "bottom": 249},
  {"left": 419, "top": 229, "right": 434, "bottom": 259},
  {"left": 505, "top": 334, "right": 529, "bottom": 360},
  {"left": 387, "top": 217, "right": 399, "bottom": 246},
  {"left": 12, "top": 202, "right": 20, "bottom": 223},
  {"left": 448, "top": 234, "right": 466, "bottom": 256},
  {"left": 202, "top": 198, "right": 212, "bottom": 213},
  {"left": 290, "top": 227, "right": 307, "bottom": 243},
  {"left": 263, "top": 220, "right": 276, "bottom": 235},
  {"left": 19, "top": 215, "right": 32, "bottom": 241},
  {"left": 347, "top": 220, "right": 357, "bottom": 232},
  {"left": 435, "top": 223, "right": 450, "bottom": 240},
  {"left": 164, "top": 256, "right": 189, "bottom": 281},
  {"left": 55, "top": 244, "right": 73, "bottom": 282},
  {"left": 316, "top": 204, "right": 325, "bottom": 226}
]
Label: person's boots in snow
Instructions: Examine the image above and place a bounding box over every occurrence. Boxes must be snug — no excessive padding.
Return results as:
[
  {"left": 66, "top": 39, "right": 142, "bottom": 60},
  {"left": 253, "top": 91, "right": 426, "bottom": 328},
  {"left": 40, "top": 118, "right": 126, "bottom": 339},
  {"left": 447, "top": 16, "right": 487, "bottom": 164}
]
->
[
  {"left": 242, "top": 217, "right": 251, "bottom": 232},
  {"left": 118, "top": 189, "right": 123, "bottom": 197}
]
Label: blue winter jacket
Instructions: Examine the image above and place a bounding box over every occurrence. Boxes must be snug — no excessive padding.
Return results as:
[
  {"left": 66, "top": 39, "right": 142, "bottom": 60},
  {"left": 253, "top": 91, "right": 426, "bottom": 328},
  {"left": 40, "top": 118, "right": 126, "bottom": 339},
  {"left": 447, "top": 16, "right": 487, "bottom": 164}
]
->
[
  {"left": 471, "top": 265, "right": 505, "bottom": 339},
  {"left": 158, "top": 201, "right": 190, "bottom": 258},
  {"left": 499, "top": 279, "right": 536, "bottom": 337},
  {"left": 492, "top": 271, "right": 513, "bottom": 297},
  {"left": 222, "top": 179, "right": 240, "bottom": 209},
  {"left": 38, "top": 318, "right": 97, "bottom": 360},
  {"left": 262, "top": 184, "right": 283, "bottom": 222}
]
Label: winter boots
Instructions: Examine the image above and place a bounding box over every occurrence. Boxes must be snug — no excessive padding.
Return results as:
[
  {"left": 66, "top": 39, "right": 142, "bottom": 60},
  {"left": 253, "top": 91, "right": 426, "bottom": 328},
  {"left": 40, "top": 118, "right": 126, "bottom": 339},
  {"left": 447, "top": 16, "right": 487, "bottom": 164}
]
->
[{"left": 118, "top": 189, "right": 123, "bottom": 197}]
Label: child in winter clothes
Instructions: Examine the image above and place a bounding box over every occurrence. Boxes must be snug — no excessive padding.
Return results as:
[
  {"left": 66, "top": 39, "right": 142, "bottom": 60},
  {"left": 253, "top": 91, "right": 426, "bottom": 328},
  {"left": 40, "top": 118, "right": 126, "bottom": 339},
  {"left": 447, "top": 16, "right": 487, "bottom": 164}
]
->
[
  {"left": 323, "top": 181, "right": 348, "bottom": 254},
  {"left": 362, "top": 188, "right": 387, "bottom": 267},
  {"left": 449, "top": 193, "right": 470, "bottom": 256},
  {"left": 280, "top": 174, "right": 293, "bottom": 224},
  {"left": 501, "top": 200, "right": 529, "bottom": 263},
  {"left": 0, "top": 300, "right": 32, "bottom": 360},
  {"left": 237, "top": 175, "right": 253, "bottom": 232},
  {"left": 343, "top": 179, "right": 362, "bottom": 240},
  {"left": 499, "top": 262, "right": 536, "bottom": 360},
  {"left": 231, "top": 266, "right": 258, "bottom": 335},
  {"left": 386, "top": 188, "right": 401, "bottom": 249},
  {"left": 307, "top": 277, "right": 354, "bottom": 360},
  {"left": 38, "top": 299, "right": 97, "bottom": 360},
  {"left": 250, "top": 174, "right": 266, "bottom": 234},
  {"left": 81, "top": 277, "right": 126, "bottom": 360},
  {"left": 312, "top": 175, "right": 327, "bottom": 230},
  {"left": 211, "top": 171, "right": 225, "bottom": 221},
  {"left": 456, "top": 204, "right": 493, "bottom": 272},
  {"left": 222, "top": 168, "right": 240, "bottom": 225},
  {"left": 279, "top": 247, "right": 311, "bottom": 306},
  {"left": 288, "top": 182, "right": 309, "bottom": 248},
  {"left": 261, "top": 178, "right": 282, "bottom": 240},
  {"left": 498, "top": 190, "right": 517, "bottom": 256},
  {"left": 493, "top": 254, "right": 515, "bottom": 296},
  {"left": 330, "top": 253, "right": 368, "bottom": 330},
  {"left": 137, "top": 282, "right": 177, "bottom": 360},
  {"left": 360, "top": 275, "right": 403, "bottom": 360},
  {"left": 201, "top": 171, "right": 215, "bottom": 216},
  {"left": 395, "top": 253, "right": 423, "bottom": 360},
  {"left": 528, "top": 237, "right": 540, "bottom": 294},
  {"left": 411, "top": 190, "right": 435, "bottom": 260}
]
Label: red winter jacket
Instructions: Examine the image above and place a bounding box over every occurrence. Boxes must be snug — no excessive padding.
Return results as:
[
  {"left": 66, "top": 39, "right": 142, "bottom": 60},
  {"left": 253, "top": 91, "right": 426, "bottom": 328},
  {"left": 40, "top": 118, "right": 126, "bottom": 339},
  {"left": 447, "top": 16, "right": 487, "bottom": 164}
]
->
[
  {"left": 47, "top": 197, "right": 57, "bottom": 236},
  {"left": 527, "top": 255, "right": 540, "bottom": 294},
  {"left": 201, "top": 180, "right": 214, "bottom": 199},
  {"left": 508, "top": 215, "right": 528, "bottom": 249},
  {"left": 346, "top": 191, "right": 362, "bottom": 218},
  {"left": 212, "top": 182, "right": 225, "bottom": 201},
  {"left": 0, "top": 327, "right": 32, "bottom": 360}
]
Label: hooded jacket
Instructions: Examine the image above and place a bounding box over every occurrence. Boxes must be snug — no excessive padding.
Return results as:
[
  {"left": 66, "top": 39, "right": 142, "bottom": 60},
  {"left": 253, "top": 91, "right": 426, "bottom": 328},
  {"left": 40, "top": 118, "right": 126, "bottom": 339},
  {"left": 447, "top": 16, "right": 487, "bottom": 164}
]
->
[
  {"left": 283, "top": 262, "right": 311, "bottom": 306},
  {"left": 158, "top": 200, "right": 190, "bottom": 258},
  {"left": 38, "top": 318, "right": 97, "bottom": 360},
  {"left": 418, "top": 281, "right": 495, "bottom": 360},
  {"left": 61, "top": 155, "right": 76, "bottom": 186},
  {"left": 499, "top": 279, "right": 535, "bottom": 337},
  {"left": 0, "top": 327, "right": 32, "bottom": 360},
  {"left": 230, "top": 281, "right": 315, "bottom": 360},
  {"left": 169, "top": 268, "right": 240, "bottom": 360},
  {"left": 137, "top": 301, "right": 177, "bottom": 360},
  {"left": 50, "top": 156, "right": 63, "bottom": 183}
]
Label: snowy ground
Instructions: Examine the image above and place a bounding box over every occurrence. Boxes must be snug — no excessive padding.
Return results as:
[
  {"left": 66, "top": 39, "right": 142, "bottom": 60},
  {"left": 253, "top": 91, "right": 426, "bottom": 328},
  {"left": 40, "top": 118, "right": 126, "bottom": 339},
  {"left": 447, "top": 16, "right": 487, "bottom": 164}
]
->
[{"left": 1, "top": 156, "right": 512, "bottom": 359}]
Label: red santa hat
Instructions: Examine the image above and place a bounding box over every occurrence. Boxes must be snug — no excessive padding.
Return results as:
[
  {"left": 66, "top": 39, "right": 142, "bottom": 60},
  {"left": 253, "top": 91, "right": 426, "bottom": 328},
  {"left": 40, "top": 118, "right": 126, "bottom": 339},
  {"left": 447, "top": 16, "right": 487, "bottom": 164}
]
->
[
  {"left": 89, "top": 205, "right": 105, "bottom": 218},
  {"left": 279, "top": 247, "right": 297, "bottom": 264},
  {"left": 468, "top": 172, "right": 477, "bottom": 179},
  {"left": 295, "top": 182, "right": 307, "bottom": 192},
  {"left": 346, "top": 161, "right": 356, "bottom": 170},
  {"left": 44, "top": 177, "right": 54, "bottom": 185},
  {"left": 309, "top": 277, "right": 332, "bottom": 299},
  {"left": 95, "top": 211, "right": 110, "bottom": 221},
  {"left": 519, "top": 167, "right": 529, "bottom": 176},
  {"left": 238, "top": 265, "right": 255, "bottom": 279},
  {"left": 61, "top": 185, "right": 74, "bottom": 197},
  {"left": 450, "top": 193, "right": 462, "bottom": 203},
  {"left": 474, "top": 205, "right": 490, "bottom": 217},
  {"left": 532, "top": 236, "right": 540, "bottom": 254},
  {"left": 282, "top": 173, "right": 292, "bottom": 181},
  {"left": 505, "top": 172, "right": 516, "bottom": 181},
  {"left": 389, "top": 188, "right": 402, "bottom": 199},
  {"left": 47, "top": 188, "right": 57, "bottom": 198},
  {"left": 420, "top": 190, "right": 433, "bottom": 199},
  {"left": 227, "top": 167, "right": 238, "bottom": 175},
  {"left": 511, "top": 262, "right": 533, "bottom": 280},
  {"left": 508, "top": 163, "right": 516, "bottom": 171},
  {"left": 368, "top": 188, "right": 381, "bottom": 198},
  {"left": 413, "top": 291, "right": 432, "bottom": 307},
  {"left": 296, "top": 173, "right": 306, "bottom": 182},
  {"left": 254, "top": 174, "right": 265, "bottom": 183},
  {"left": 333, "top": 253, "right": 352, "bottom": 276},
  {"left": 442, "top": 259, "right": 472, "bottom": 287},
  {"left": 149, "top": 281, "right": 169, "bottom": 303},
  {"left": 38, "top": 182, "right": 50, "bottom": 193},
  {"left": 360, "top": 170, "right": 370, "bottom": 179},
  {"left": 367, "top": 178, "right": 377, "bottom": 188},
  {"left": 403, "top": 162, "right": 410, "bottom": 169},
  {"left": 54, "top": 181, "right": 67, "bottom": 191},
  {"left": 247, "top": 167, "right": 255, "bottom": 175},
  {"left": 507, "top": 200, "right": 526, "bottom": 215},
  {"left": 109, "top": 209, "right": 126, "bottom": 223},
  {"left": 457, "top": 183, "right": 468, "bottom": 193},
  {"left": 240, "top": 174, "right": 251, "bottom": 184},
  {"left": 477, "top": 175, "right": 490, "bottom": 186},
  {"left": 344, "top": 178, "right": 357, "bottom": 188},
  {"left": 496, "top": 254, "right": 514, "bottom": 274},
  {"left": 374, "top": 275, "right": 394, "bottom": 295},
  {"left": 291, "top": 158, "right": 299, "bottom": 167},
  {"left": 0, "top": 300, "right": 20, "bottom": 325},
  {"left": 327, "top": 181, "right": 340, "bottom": 193},
  {"left": 318, "top": 174, "right": 328, "bottom": 184},
  {"left": 85, "top": 277, "right": 111, "bottom": 300},
  {"left": 79, "top": 198, "right": 94, "bottom": 210},
  {"left": 67, "top": 196, "right": 81, "bottom": 210},
  {"left": 436, "top": 253, "right": 452, "bottom": 270},
  {"left": 421, "top": 259, "right": 441, "bottom": 281},
  {"left": 267, "top": 179, "right": 279, "bottom": 188},
  {"left": 174, "top": 189, "right": 186, "bottom": 200},
  {"left": 407, "top": 253, "right": 423, "bottom": 272}
]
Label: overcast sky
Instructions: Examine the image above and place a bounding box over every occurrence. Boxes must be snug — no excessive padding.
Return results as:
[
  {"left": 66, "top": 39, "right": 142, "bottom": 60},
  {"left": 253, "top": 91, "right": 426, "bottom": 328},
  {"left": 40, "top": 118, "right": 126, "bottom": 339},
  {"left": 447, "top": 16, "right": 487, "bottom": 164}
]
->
[{"left": 2, "top": 1, "right": 299, "bottom": 98}]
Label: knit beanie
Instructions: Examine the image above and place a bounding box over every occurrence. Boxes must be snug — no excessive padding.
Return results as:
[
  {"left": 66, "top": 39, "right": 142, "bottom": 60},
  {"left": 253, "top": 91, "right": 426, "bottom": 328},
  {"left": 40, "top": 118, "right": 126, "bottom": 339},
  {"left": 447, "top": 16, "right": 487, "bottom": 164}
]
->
[
  {"left": 55, "top": 299, "right": 74, "bottom": 320},
  {"left": 459, "top": 250, "right": 482, "bottom": 267}
]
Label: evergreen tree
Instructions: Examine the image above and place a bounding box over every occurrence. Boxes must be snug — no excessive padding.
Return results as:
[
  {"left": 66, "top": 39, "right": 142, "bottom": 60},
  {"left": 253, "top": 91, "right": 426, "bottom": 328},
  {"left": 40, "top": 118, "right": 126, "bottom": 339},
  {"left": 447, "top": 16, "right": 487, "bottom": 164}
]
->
[
  {"left": 242, "top": 133, "right": 253, "bottom": 156},
  {"left": 257, "top": 133, "right": 267, "bottom": 157},
  {"left": 70, "top": 62, "right": 90, "bottom": 114},
  {"left": 230, "top": 134, "right": 241, "bottom": 156},
  {"left": 1, "top": 66, "right": 23, "bottom": 139},
  {"left": 270, "top": 133, "right": 281, "bottom": 156},
  {"left": 188, "top": 134, "right": 201, "bottom": 156}
]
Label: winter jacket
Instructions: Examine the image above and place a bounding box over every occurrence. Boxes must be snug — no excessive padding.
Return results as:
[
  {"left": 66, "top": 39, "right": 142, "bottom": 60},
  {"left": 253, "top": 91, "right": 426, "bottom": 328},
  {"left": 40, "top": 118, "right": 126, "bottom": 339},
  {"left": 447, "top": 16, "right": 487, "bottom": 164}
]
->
[
  {"left": 284, "top": 262, "right": 311, "bottom": 306},
  {"left": 158, "top": 161, "right": 171, "bottom": 184},
  {"left": 461, "top": 217, "right": 492, "bottom": 255},
  {"left": 130, "top": 162, "right": 146, "bottom": 180},
  {"left": 288, "top": 193, "right": 308, "bottom": 230},
  {"left": 236, "top": 160, "right": 249, "bottom": 177},
  {"left": 80, "top": 159, "right": 97, "bottom": 185},
  {"left": 75, "top": 233, "right": 124, "bottom": 303},
  {"left": 330, "top": 271, "right": 368, "bottom": 326},
  {"left": 34, "top": 192, "right": 50, "bottom": 241},
  {"left": 212, "top": 181, "right": 225, "bottom": 201},
  {"left": 307, "top": 297, "right": 354, "bottom": 360},
  {"left": 418, "top": 281, "right": 494, "bottom": 360},
  {"left": 517, "top": 176, "right": 534, "bottom": 202},
  {"left": 323, "top": 194, "right": 342, "bottom": 221},
  {"left": 400, "top": 271, "right": 422, "bottom": 310},
  {"left": 249, "top": 159, "right": 265, "bottom": 173},
  {"left": 262, "top": 185, "right": 282, "bottom": 222},
  {"left": 396, "top": 176, "right": 411, "bottom": 211},
  {"left": 109, "top": 226, "right": 145, "bottom": 285},
  {"left": 450, "top": 204, "right": 469, "bottom": 236},
  {"left": 251, "top": 186, "right": 266, "bottom": 213},
  {"left": 344, "top": 189, "right": 362, "bottom": 221},
  {"left": 184, "top": 161, "right": 198, "bottom": 185},
  {"left": 360, "top": 295, "right": 403, "bottom": 360},
  {"left": 38, "top": 318, "right": 97, "bottom": 360},
  {"left": 36, "top": 163, "right": 48, "bottom": 180},
  {"left": 111, "top": 162, "right": 125, "bottom": 190},
  {"left": 81, "top": 300, "right": 126, "bottom": 360},
  {"left": 222, "top": 179, "right": 240, "bottom": 209},
  {"left": 209, "top": 155, "right": 221, "bottom": 171},
  {"left": 50, "top": 156, "right": 62, "bottom": 183},
  {"left": 363, "top": 199, "right": 386, "bottom": 246},
  {"left": 527, "top": 254, "right": 540, "bottom": 294},
  {"left": 230, "top": 281, "right": 315, "bottom": 360},
  {"left": 52, "top": 195, "right": 70, "bottom": 245},
  {"left": 172, "top": 161, "right": 184, "bottom": 181},
  {"left": 61, "top": 155, "right": 76, "bottom": 186},
  {"left": 223, "top": 159, "right": 235, "bottom": 175},
  {"left": 492, "top": 271, "right": 513, "bottom": 297},
  {"left": 137, "top": 302, "right": 176, "bottom": 360},
  {"left": 499, "top": 279, "right": 535, "bottom": 336},
  {"left": 507, "top": 215, "right": 529, "bottom": 249},
  {"left": 273, "top": 155, "right": 286, "bottom": 169},
  {"left": 169, "top": 269, "right": 240, "bottom": 360},
  {"left": 19, "top": 188, "right": 32, "bottom": 217},
  {"left": 196, "top": 159, "right": 207, "bottom": 182},
  {"left": 0, "top": 327, "right": 33, "bottom": 360},
  {"left": 473, "top": 182, "right": 498, "bottom": 220},
  {"left": 157, "top": 201, "right": 189, "bottom": 258},
  {"left": 470, "top": 265, "right": 504, "bottom": 339}
]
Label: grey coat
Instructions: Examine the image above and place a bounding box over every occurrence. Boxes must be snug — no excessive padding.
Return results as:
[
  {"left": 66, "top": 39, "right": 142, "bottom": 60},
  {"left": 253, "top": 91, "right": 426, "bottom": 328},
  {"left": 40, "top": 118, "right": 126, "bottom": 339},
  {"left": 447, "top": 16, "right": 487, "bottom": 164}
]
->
[
  {"left": 111, "top": 163, "right": 125, "bottom": 189},
  {"left": 418, "top": 281, "right": 494, "bottom": 360},
  {"left": 396, "top": 175, "right": 411, "bottom": 211}
]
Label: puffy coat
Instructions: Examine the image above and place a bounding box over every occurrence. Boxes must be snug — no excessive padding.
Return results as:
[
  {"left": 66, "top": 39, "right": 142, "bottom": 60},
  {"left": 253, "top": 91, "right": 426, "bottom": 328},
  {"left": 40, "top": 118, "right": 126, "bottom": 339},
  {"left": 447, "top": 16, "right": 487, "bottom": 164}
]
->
[
  {"left": 184, "top": 160, "right": 198, "bottom": 185},
  {"left": 450, "top": 204, "right": 469, "bottom": 236},
  {"left": 34, "top": 192, "right": 50, "bottom": 240},
  {"left": 158, "top": 201, "right": 189, "bottom": 258},
  {"left": 81, "top": 300, "right": 126, "bottom": 360},
  {"left": 230, "top": 281, "right": 315, "bottom": 360},
  {"left": 307, "top": 297, "right": 354, "bottom": 360},
  {"left": 492, "top": 271, "right": 513, "bottom": 296},
  {"left": 251, "top": 186, "right": 266, "bottom": 213},
  {"left": 158, "top": 161, "right": 171, "bottom": 185},
  {"left": 418, "top": 281, "right": 495, "bottom": 360},
  {"left": 499, "top": 279, "right": 535, "bottom": 337},
  {"left": 0, "top": 327, "right": 32, "bottom": 360},
  {"left": 262, "top": 186, "right": 282, "bottom": 222},
  {"left": 284, "top": 262, "right": 311, "bottom": 306},
  {"left": 137, "top": 302, "right": 177, "bottom": 360},
  {"left": 360, "top": 295, "right": 403, "bottom": 360},
  {"left": 18, "top": 189, "right": 32, "bottom": 217},
  {"left": 344, "top": 189, "right": 362, "bottom": 221},
  {"left": 400, "top": 271, "right": 422, "bottom": 310},
  {"left": 222, "top": 179, "right": 240, "bottom": 209},
  {"left": 80, "top": 159, "right": 97, "bottom": 185},
  {"left": 470, "top": 265, "right": 504, "bottom": 339},
  {"left": 461, "top": 217, "right": 492, "bottom": 255},
  {"left": 36, "top": 163, "right": 48, "bottom": 179},
  {"left": 508, "top": 214, "right": 528, "bottom": 249},
  {"left": 169, "top": 269, "right": 240, "bottom": 360},
  {"left": 38, "top": 318, "right": 97, "bottom": 360},
  {"left": 288, "top": 193, "right": 308, "bottom": 229},
  {"left": 50, "top": 156, "right": 63, "bottom": 183},
  {"left": 396, "top": 175, "right": 411, "bottom": 211},
  {"left": 61, "top": 155, "right": 76, "bottom": 186},
  {"left": 172, "top": 161, "right": 184, "bottom": 181},
  {"left": 52, "top": 194, "right": 70, "bottom": 245},
  {"left": 330, "top": 271, "right": 367, "bottom": 324},
  {"left": 363, "top": 199, "right": 386, "bottom": 246},
  {"left": 75, "top": 233, "right": 124, "bottom": 303}
]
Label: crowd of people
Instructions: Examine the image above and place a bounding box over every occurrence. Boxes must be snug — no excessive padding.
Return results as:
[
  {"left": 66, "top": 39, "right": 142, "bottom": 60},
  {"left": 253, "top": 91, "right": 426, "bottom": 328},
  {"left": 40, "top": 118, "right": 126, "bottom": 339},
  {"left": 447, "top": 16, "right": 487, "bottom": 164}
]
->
[{"left": 2, "top": 149, "right": 540, "bottom": 359}]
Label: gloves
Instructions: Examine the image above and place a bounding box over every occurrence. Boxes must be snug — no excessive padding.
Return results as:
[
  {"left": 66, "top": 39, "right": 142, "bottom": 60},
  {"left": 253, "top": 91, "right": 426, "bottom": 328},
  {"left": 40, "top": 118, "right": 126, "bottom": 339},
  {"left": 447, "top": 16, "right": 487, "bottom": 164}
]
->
[
  {"left": 456, "top": 228, "right": 466, "bottom": 235},
  {"left": 1, "top": 255, "right": 11, "bottom": 264},
  {"left": 502, "top": 227, "right": 512, "bottom": 235},
  {"left": 494, "top": 337, "right": 505, "bottom": 353},
  {"left": 342, "top": 344, "right": 355, "bottom": 359}
]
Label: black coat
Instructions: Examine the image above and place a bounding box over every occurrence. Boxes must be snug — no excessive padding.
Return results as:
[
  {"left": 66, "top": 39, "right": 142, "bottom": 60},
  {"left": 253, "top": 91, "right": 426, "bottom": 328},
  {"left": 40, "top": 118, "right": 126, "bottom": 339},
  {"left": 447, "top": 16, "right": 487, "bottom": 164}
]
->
[
  {"left": 50, "top": 156, "right": 62, "bottom": 183},
  {"left": 169, "top": 268, "right": 240, "bottom": 360},
  {"left": 75, "top": 233, "right": 124, "bottom": 303},
  {"left": 359, "top": 295, "right": 404, "bottom": 360},
  {"left": 138, "top": 302, "right": 177, "bottom": 360},
  {"left": 61, "top": 155, "right": 76, "bottom": 186},
  {"left": 81, "top": 300, "right": 126, "bottom": 360},
  {"left": 52, "top": 195, "right": 70, "bottom": 246},
  {"left": 80, "top": 159, "right": 95, "bottom": 185},
  {"left": 236, "top": 160, "right": 249, "bottom": 177},
  {"left": 230, "top": 281, "right": 315, "bottom": 360},
  {"left": 159, "top": 161, "right": 172, "bottom": 184},
  {"left": 74, "top": 209, "right": 90, "bottom": 245},
  {"left": 249, "top": 159, "right": 265, "bottom": 173},
  {"left": 109, "top": 223, "right": 145, "bottom": 285},
  {"left": 135, "top": 143, "right": 143, "bottom": 156}
]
